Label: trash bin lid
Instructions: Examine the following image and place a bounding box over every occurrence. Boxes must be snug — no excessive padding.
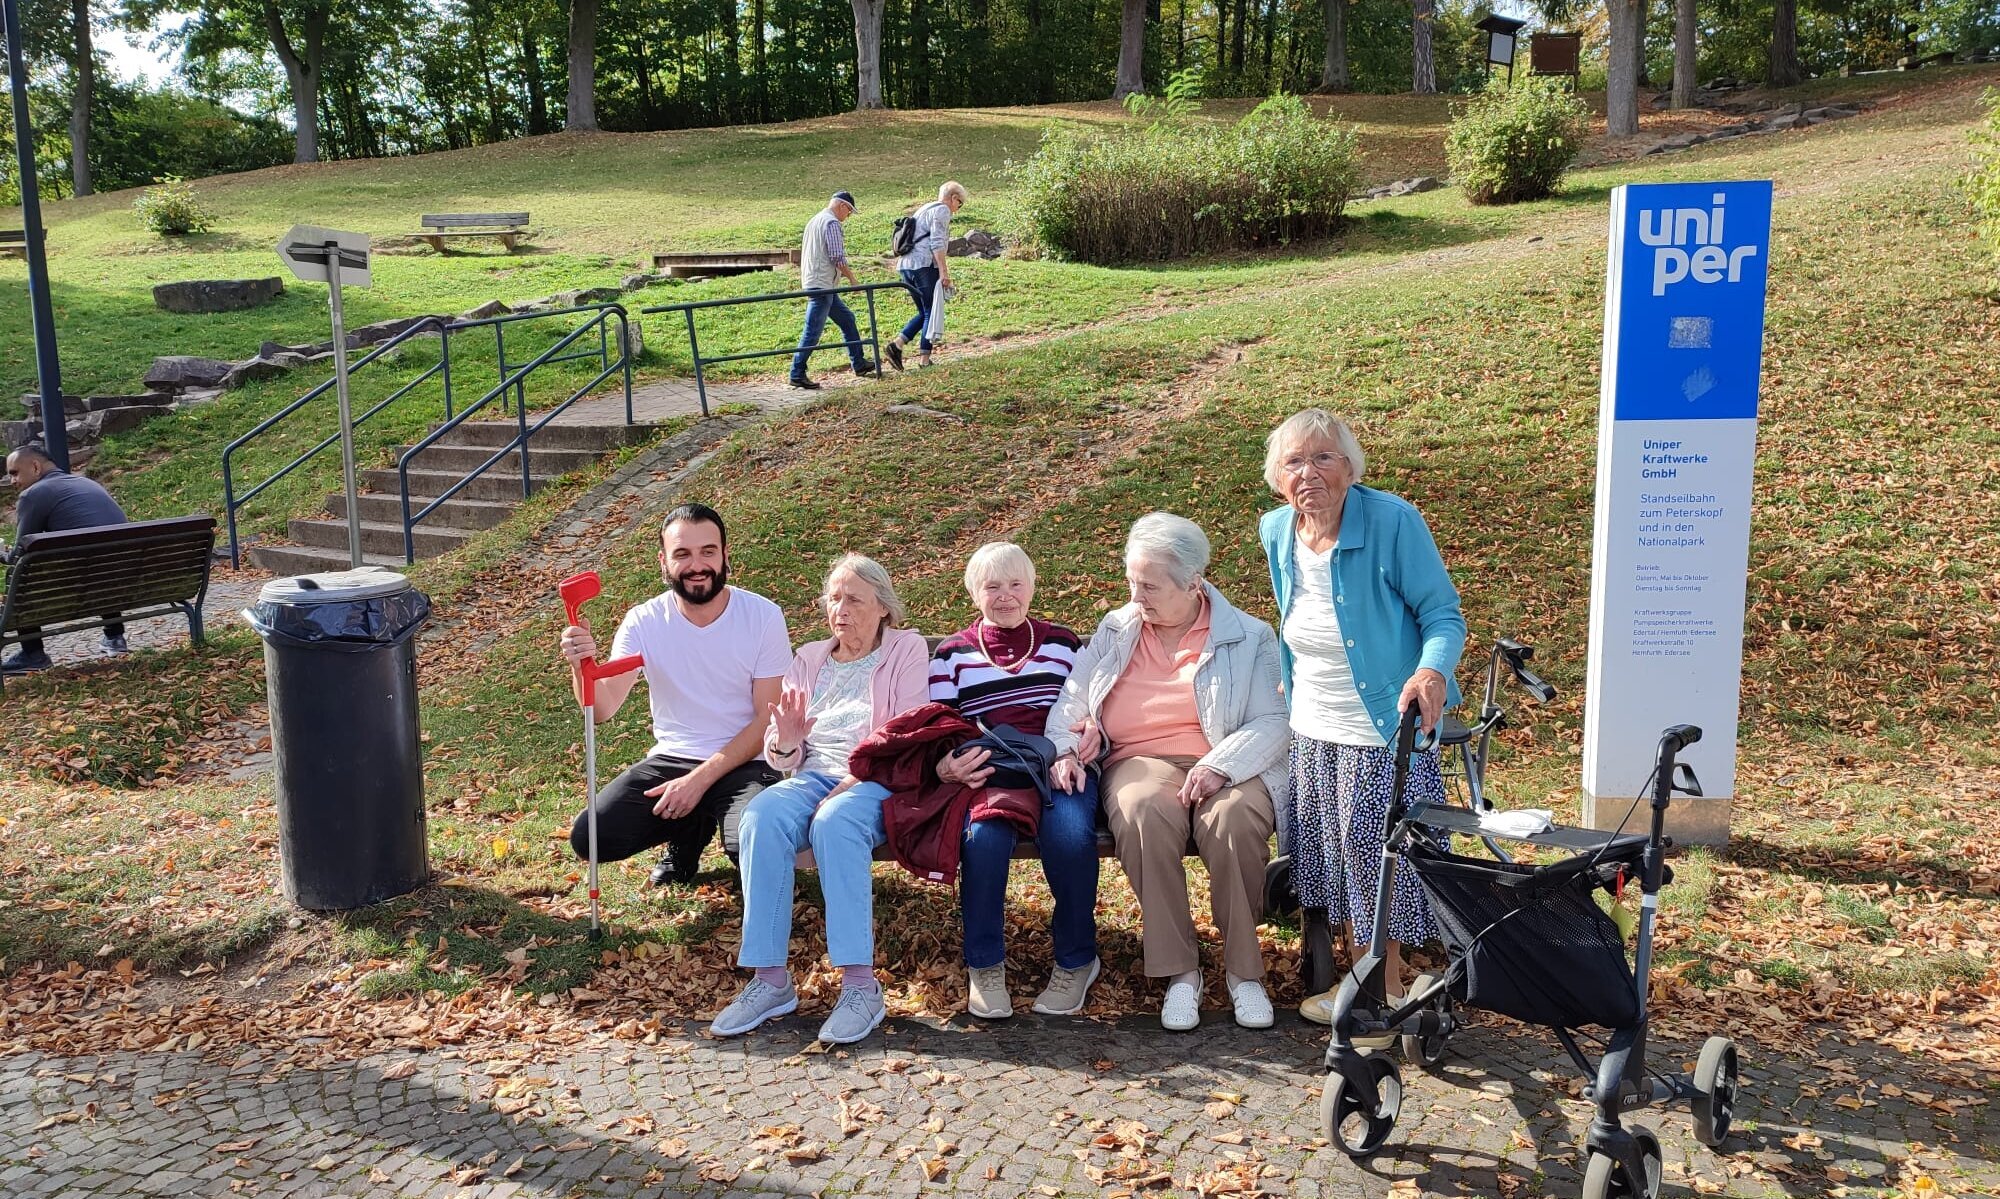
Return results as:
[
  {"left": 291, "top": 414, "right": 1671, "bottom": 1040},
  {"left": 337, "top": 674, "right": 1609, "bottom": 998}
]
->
[{"left": 259, "top": 566, "right": 411, "bottom": 605}]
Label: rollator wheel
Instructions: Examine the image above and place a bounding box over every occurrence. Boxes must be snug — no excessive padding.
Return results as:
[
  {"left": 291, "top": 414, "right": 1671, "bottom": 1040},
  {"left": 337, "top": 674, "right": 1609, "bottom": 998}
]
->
[
  {"left": 1690, "top": 1036, "right": 1740, "bottom": 1147},
  {"left": 1302, "top": 910, "right": 1339, "bottom": 998},
  {"left": 1400, "top": 972, "right": 1452, "bottom": 1068},
  {"left": 1319, "top": 1055, "right": 1402, "bottom": 1159},
  {"left": 1580, "top": 1128, "right": 1663, "bottom": 1199}
]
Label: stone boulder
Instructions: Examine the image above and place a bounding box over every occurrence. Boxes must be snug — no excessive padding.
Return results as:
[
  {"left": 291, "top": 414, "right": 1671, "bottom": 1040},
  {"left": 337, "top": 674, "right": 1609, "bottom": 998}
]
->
[
  {"left": 459, "top": 299, "right": 511, "bottom": 321},
  {"left": 222, "top": 356, "right": 297, "bottom": 390},
  {"left": 946, "top": 229, "right": 1007, "bottom": 260},
  {"left": 1357, "top": 176, "right": 1445, "bottom": 201},
  {"left": 618, "top": 318, "right": 644, "bottom": 359},
  {"left": 2, "top": 420, "right": 33, "bottom": 449},
  {"left": 152, "top": 277, "right": 286, "bottom": 315},
  {"left": 93, "top": 405, "right": 174, "bottom": 438},
  {"left": 348, "top": 315, "right": 445, "bottom": 348},
  {"left": 144, "top": 355, "right": 235, "bottom": 391},
  {"left": 550, "top": 286, "right": 625, "bottom": 308}
]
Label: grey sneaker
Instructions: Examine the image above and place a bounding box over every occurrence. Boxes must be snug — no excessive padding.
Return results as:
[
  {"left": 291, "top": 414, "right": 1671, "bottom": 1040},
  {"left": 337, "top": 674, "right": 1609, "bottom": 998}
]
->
[
  {"left": 816, "top": 986, "right": 886, "bottom": 1045},
  {"left": 1031, "top": 957, "right": 1101, "bottom": 1016},
  {"left": 967, "top": 965, "right": 1012, "bottom": 1019},
  {"left": 710, "top": 978, "right": 798, "bottom": 1037}
]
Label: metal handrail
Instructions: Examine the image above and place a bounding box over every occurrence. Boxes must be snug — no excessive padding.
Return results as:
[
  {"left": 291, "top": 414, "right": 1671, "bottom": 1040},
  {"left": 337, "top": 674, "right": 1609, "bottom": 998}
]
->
[
  {"left": 220, "top": 316, "right": 452, "bottom": 567},
  {"left": 395, "top": 304, "right": 634, "bottom": 562},
  {"left": 486, "top": 304, "right": 618, "bottom": 416},
  {"left": 642, "top": 280, "right": 905, "bottom": 416}
]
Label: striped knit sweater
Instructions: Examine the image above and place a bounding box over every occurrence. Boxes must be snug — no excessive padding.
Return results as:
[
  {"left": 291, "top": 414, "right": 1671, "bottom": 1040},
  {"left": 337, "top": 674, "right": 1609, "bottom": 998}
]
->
[{"left": 927, "top": 618, "right": 1082, "bottom": 737}]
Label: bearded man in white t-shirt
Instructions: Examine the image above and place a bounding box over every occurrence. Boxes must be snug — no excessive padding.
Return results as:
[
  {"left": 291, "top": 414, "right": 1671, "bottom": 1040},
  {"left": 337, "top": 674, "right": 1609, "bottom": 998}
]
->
[{"left": 559, "top": 503, "right": 793, "bottom": 886}]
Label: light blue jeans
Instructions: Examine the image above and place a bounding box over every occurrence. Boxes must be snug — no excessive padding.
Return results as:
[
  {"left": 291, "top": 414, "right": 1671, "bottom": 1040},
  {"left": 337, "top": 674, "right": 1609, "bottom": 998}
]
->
[{"left": 736, "top": 772, "right": 888, "bottom": 969}]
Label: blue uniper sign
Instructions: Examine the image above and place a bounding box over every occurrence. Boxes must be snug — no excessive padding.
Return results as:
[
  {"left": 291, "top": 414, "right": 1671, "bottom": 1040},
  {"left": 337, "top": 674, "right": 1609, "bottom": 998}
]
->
[
  {"left": 1607, "top": 181, "right": 1772, "bottom": 423},
  {"left": 1583, "top": 181, "right": 1773, "bottom": 845}
]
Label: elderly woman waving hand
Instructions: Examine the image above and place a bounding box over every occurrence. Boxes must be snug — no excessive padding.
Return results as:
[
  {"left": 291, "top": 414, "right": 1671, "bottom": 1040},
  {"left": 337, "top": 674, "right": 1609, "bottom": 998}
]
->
[
  {"left": 1049, "top": 513, "right": 1290, "bottom": 1033},
  {"left": 1257, "top": 409, "right": 1466, "bottom": 1025}
]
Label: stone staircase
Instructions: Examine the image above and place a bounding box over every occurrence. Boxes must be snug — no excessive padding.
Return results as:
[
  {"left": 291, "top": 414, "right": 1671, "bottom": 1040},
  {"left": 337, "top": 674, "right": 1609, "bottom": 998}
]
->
[{"left": 248, "top": 419, "right": 651, "bottom": 576}]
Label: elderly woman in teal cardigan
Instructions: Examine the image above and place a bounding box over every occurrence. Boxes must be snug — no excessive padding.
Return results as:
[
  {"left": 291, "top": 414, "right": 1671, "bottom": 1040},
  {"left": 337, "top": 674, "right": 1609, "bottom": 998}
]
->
[{"left": 1258, "top": 408, "right": 1467, "bottom": 1026}]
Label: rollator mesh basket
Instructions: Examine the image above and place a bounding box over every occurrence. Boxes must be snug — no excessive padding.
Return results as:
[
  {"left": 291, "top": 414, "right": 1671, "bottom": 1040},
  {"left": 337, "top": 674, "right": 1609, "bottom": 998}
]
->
[{"left": 1408, "top": 843, "right": 1641, "bottom": 1030}]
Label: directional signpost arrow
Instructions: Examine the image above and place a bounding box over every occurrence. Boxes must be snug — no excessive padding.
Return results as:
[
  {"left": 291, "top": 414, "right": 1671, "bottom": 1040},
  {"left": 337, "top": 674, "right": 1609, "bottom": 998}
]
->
[{"left": 278, "top": 225, "right": 373, "bottom": 568}]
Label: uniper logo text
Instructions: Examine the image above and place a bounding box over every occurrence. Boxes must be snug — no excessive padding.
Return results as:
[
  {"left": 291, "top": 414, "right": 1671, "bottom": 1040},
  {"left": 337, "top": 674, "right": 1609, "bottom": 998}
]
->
[{"left": 1640, "top": 192, "right": 1760, "bottom": 296}]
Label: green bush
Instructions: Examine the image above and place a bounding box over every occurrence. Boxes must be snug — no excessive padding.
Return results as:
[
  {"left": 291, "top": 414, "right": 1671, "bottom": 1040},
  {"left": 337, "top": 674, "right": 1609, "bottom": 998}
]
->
[
  {"left": 1012, "top": 95, "right": 1360, "bottom": 264},
  {"left": 1444, "top": 78, "right": 1589, "bottom": 206},
  {"left": 133, "top": 176, "right": 217, "bottom": 237},
  {"left": 1966, "top": 89, "right": 2000, "bottom": 276}
]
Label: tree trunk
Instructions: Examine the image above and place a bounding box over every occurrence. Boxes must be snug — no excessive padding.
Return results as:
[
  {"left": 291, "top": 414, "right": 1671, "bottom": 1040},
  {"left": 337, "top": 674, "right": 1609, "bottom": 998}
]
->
[
  {"left": 721, "top": 0, "right": 742, "bottom": 119},
  {"left": 909, "top": 0, "right": 929, "bottom": 107},
  {"left": 1230, "top": 0, "right": 1247, "bottom": 72},
  {"left": 1262, "top": 0, "right": 1276, "bottom": 75},
  {"left": 1671, "top": 0, "right": 1696, "bottom": 107},
  {"left": 566, "top": 0, "right": 598, "bottom": 130},
  {"left": 264, "top": 0, "right": 327, "bottom": 163},
  {"left": 68, "top": 0, "right": 93, "bottom": 195},
  {"left": 1605, "top": 0, "right": 1642, "bottom": 134},
  {"left": 753, "top": 0, "right": 769, "bottom": 119},
  {"left": 1319, "top": 0, "right": 1348, "bottom": 90},
  {"left": 850, "top": 0, "right": 886, "bottom": 109},
  {"left": 1115, "top": 0, "right": 1146, "bottom": 98},
  {"left": 521, "top": 21, "right": 550, "bottom": 134},
  {"left": 1770, "top": 0, "right": 1802, "bottom": 86},
  {"left": 1410, "top": 0, "right": 1435, "bottom": 94},
  {"left": 472, "top": 12, "right": 505, "bottom": 141},
  {"left": 1633, "top": 0, "right": 1652, "bottom": 88}
]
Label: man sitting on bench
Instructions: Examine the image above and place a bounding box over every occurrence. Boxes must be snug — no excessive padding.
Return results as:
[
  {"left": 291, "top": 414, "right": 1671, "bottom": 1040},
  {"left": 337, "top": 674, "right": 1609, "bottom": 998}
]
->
[{"left": 3, "top": 443, "right": 130, "bottom": 673}]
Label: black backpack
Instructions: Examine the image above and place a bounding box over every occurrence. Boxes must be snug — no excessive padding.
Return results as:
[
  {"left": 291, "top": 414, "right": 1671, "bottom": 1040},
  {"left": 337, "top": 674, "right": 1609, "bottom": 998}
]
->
[{"left": 889, "top": 203, "right": 939, "bottom": 257}]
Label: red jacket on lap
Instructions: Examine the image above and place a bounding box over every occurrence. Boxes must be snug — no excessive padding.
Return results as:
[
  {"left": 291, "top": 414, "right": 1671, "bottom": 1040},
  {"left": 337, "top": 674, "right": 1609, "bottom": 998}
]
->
[{"left": 850, "top": 703, "right": 980, "bottom": 885}]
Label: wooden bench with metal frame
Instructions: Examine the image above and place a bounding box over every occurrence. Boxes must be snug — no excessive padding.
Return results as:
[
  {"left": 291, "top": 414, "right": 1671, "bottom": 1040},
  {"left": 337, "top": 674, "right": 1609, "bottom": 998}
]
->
[
  {"left": 412, "top": 213, "right": 530, "bottom": 253},
  {"left": 1, "top": 515, "right": 216, "bottom": 690},
  {"left": 0, "top": 230, "right": 25, "bottom": 261}
]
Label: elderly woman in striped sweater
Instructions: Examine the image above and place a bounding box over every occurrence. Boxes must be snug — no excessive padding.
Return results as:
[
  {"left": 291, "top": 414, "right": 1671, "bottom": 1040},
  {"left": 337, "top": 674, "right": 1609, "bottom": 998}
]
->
[{"left": 929, "top": 542, "right": 1102, "bottom": 1021}]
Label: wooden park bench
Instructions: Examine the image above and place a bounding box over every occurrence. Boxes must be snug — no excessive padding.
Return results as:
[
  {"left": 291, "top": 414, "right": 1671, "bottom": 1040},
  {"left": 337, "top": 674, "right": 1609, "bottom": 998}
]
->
[
  {"left": 1, "top": 515, "right": 215, "bottom": 690},
  {"left": 0, "top": 230, "right": 25, "bottom": 261},
  {"left": 412, "top": 213, "right": 530, "bottom": 253}
]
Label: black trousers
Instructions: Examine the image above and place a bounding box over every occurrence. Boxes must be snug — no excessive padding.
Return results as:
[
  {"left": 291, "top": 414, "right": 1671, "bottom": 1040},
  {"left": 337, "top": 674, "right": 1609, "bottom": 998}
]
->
[
  {"left": 19, "top": 616, "right": 124, "bottom": 654},
  {"left": 568, "top": 754, "right": 779, "bottom": 866}
]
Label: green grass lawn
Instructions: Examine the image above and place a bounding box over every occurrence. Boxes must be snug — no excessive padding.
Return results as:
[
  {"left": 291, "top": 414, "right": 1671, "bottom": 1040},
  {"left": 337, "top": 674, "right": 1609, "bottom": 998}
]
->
[{"left": 2, "top": 67, "right": 1997, "bottom": 1045}]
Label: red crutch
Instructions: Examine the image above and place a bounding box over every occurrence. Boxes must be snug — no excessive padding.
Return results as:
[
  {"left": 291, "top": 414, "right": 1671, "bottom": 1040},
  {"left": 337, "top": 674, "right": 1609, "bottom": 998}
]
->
[{"left": 560, "top": 571, "right": 644, "bottom": 940}]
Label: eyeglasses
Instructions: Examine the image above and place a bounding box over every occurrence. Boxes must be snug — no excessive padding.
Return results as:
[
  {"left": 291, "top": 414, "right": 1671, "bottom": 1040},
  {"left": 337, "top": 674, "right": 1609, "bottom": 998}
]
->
[{"left": 1278, "top": 451, "right": 1346, "bottom": 476}]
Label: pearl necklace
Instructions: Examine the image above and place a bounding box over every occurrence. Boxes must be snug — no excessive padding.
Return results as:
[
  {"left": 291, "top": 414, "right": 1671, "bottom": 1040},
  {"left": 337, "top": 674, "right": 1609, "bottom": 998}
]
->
[{"left": 976, "top": 617, "right": 1038, "bottom": 674}]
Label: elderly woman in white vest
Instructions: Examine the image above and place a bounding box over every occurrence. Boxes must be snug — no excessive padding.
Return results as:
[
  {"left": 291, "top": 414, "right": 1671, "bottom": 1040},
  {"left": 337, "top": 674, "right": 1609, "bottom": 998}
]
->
[
  {"left": 883, "top": 181, "right": 967, "bottom": 371},
  {"left": 1047, "top": 513, "right": 1290, "bottom": 1032}
]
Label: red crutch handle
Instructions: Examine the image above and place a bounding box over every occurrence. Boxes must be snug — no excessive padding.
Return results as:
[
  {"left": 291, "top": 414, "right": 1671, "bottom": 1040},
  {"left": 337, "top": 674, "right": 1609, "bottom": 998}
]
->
[{"left": 559, "top": 570, "right": 644, "bottom": 706}]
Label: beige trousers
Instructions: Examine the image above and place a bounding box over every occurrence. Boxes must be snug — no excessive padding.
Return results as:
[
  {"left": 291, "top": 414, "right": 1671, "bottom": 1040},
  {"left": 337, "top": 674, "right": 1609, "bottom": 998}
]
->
[{"left": 1101, "top": 754, "right": 1274, "bottom": 979}]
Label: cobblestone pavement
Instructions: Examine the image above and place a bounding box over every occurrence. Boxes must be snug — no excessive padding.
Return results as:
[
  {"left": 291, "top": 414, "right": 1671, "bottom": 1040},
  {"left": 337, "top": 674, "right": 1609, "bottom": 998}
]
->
[
  {"left": 4, "top": 1012, "right": 1994, "bottom": 1197},
  {"left": 32, "top": 571, "right": 265, "bottom": 671}
]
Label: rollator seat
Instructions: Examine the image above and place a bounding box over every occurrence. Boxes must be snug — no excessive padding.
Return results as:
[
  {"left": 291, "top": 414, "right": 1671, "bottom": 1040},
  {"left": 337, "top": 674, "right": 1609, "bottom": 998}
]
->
[{"left": 1413, "top": 802, "right": 1652, "bottom": 856}]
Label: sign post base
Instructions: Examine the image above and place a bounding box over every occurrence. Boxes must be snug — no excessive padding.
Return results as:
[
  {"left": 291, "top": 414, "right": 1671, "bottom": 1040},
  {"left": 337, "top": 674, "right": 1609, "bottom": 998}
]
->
[{"left": 1582, "top": 790, "right": 1732, "bottom": 847}]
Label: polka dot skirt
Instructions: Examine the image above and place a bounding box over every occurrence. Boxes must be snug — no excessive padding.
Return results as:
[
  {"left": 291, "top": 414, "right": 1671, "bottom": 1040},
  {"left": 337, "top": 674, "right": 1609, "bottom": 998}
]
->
[{"left": 1286, "top": 734, "right": 1442, "bottom": 948}]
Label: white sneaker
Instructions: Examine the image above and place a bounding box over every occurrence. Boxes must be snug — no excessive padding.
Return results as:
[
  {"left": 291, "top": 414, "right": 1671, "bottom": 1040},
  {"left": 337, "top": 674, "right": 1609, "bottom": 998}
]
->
[
  {"left": 1228, "top": 976, "right": 1274, "bottom": 1029},
  {"left": 1160, "top": 975, "right": 1201, "bottom": 1032},
  {"left": 967, "top": 964, "right": 1013, "bottom": 1019}
]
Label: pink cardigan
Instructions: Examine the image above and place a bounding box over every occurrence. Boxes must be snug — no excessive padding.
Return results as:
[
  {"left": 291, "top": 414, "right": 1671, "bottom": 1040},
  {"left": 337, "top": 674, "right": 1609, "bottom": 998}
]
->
[{"left": 763, "top": 626, "right": 932, "bottom": 774}]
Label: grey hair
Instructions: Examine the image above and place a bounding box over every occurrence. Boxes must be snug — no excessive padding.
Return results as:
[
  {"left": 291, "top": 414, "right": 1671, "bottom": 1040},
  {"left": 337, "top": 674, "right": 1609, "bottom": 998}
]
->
[
  {"left": 939, "top": 180, "right": 968, "bottom": 204},
  {"left": 963, "top": 541, "right": 1035, "bottom": 595},
  {"left": 1263, "top": 409, "right": 1367, "bottom": 493},
  {"left": 1124, "top": 512, "right": 1210, "bottom": 588},
  {"left": 824, "top": 553, "right": 908, "bottom": 629}
]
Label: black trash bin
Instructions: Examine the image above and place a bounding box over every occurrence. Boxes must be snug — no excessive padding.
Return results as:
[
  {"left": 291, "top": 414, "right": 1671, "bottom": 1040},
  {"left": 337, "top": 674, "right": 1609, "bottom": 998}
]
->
[{"left": 245, "top": 567, "right": 432, "bottom": 910}]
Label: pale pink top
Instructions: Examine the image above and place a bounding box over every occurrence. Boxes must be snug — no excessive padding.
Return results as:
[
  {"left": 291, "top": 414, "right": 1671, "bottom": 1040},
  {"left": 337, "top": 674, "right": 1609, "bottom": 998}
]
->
[{"left": 1099, "top": 601, "right": 1214, "bottom": 766}]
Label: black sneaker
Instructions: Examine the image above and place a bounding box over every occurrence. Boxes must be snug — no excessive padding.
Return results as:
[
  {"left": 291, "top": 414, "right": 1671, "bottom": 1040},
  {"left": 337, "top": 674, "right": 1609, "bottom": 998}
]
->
[
  {"left": 788, "top": 377, "right": 822, "bottom": 390},
  {"left": 883, "top": 341, "right": 904, "bottom": 371},
  {"left": 1, "top": 648, "right": 53, "bottom": 674},
  {"left": 101, "top": 635, "right": 130, "bottom": 656},
  {"left": 649, "top": 846, "right": 698, "bottom": 887},
  {"left": 857, "top": 359, "right": 879, "bottom": 376}
]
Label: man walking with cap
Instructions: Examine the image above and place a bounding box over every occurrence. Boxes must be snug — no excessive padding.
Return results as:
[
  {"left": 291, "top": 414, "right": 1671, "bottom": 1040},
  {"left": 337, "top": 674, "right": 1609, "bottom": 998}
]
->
[{"left": 790, "top": 191, "right": 877, "bottom": 390}]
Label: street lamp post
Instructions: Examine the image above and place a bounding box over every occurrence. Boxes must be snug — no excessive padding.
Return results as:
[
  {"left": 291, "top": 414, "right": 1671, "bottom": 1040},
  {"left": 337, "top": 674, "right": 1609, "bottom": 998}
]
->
[{"left": 3, "top": 0, "right": 71, "bottom": 470}]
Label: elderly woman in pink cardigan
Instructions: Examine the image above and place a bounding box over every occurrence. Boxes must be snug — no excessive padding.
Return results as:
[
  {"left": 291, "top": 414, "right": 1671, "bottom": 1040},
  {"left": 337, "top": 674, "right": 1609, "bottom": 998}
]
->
[{"left": 711, "top": 553, "right": 929, "bottom": 1046}]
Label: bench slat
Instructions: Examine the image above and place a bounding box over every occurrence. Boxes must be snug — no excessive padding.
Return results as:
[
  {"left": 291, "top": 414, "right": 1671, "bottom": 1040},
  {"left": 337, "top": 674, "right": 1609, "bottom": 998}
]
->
[{"left": 421, "top": 213, "right": 529, "bottom": 228}]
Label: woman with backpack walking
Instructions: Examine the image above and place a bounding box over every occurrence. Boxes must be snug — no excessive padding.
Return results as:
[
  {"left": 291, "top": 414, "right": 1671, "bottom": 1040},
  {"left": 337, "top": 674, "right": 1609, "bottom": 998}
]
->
[{"left": 884, "top": 182, "right": 967, "bottom": 370}]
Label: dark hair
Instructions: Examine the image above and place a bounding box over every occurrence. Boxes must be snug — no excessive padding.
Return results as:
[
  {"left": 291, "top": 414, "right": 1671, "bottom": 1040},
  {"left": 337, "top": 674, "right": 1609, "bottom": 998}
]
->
[
  {"left": 11, "top": 442, "right": 55, "bottom": 466},
  {"left": 662, "top": 502, "right": 726, "bottom": 546}
]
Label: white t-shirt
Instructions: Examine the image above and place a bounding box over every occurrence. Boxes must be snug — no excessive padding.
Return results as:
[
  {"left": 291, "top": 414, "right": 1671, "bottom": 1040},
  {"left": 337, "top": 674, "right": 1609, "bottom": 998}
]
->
[
  {"left": 610, "top": 586, "right": 792, "bottom": 761},
  {"left": 1284, "top": 536, "right": 1386, "bottom": 747}
]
